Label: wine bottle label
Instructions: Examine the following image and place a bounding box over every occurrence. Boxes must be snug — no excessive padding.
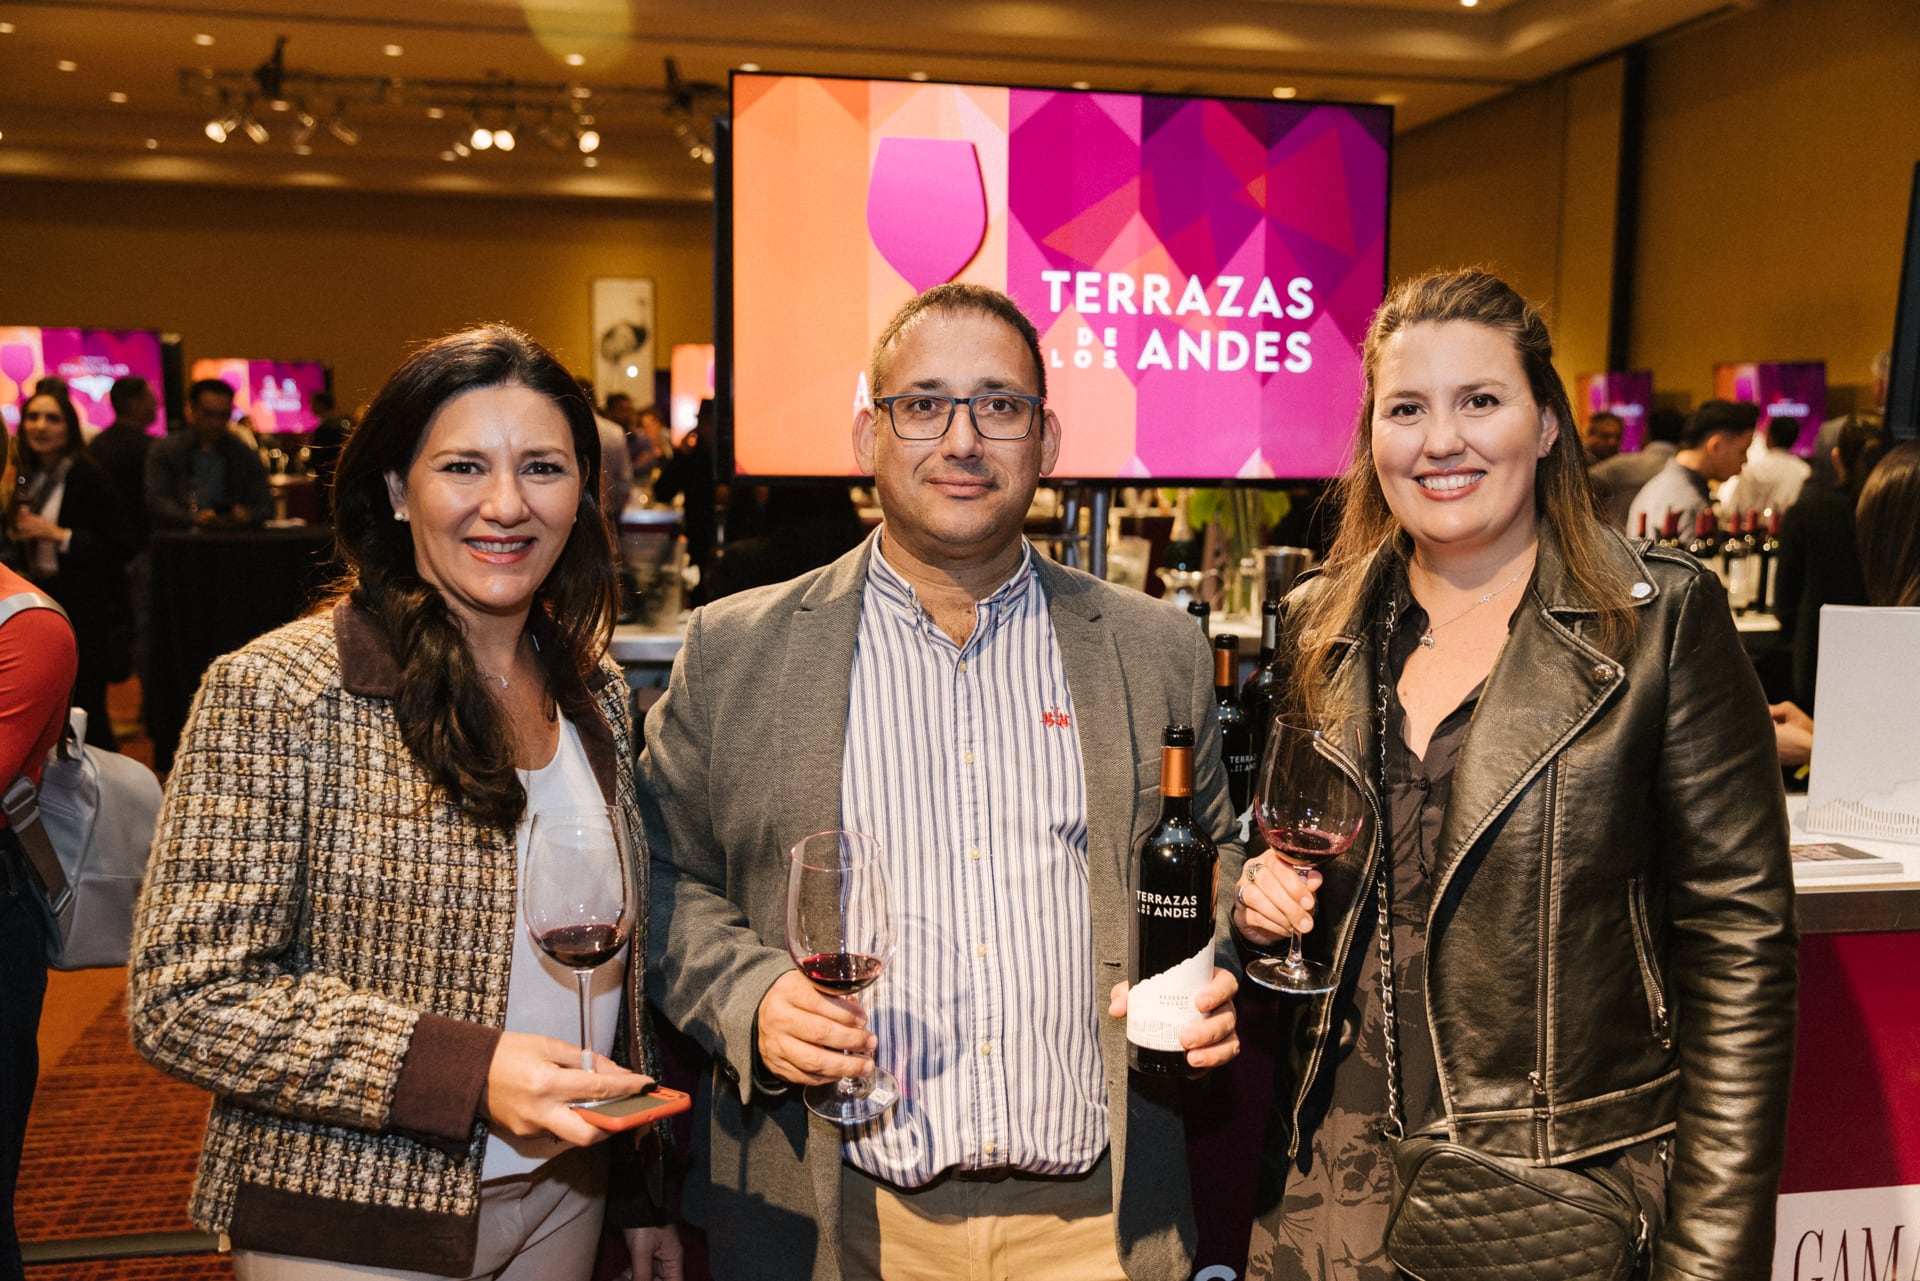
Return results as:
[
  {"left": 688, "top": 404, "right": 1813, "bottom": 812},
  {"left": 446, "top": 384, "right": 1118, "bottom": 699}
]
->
[{"left": 1126, "top": 939, "right": 1213, "bottom": 1052}]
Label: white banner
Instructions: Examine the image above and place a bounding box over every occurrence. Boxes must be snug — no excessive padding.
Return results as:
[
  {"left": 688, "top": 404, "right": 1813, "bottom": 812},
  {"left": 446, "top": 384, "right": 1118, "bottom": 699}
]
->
[{"left": 1774, "top": 1185, "right": 1920, "bottom": 1280}]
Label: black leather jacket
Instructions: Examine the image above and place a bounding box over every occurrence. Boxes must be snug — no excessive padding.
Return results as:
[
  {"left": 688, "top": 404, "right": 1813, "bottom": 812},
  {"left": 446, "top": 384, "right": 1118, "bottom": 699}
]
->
[{"left": 1278, "top": 528, "right": 1796, "bottom": 1281}]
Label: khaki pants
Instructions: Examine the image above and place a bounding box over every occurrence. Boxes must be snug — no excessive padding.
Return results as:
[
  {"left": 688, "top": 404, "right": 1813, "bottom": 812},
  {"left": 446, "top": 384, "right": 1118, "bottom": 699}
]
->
[
  {"left": 840, "top": 1152, "right": 1127, "bottom": 1281},
  {"left": 233, "top": 1146, "right": 606, "bottom": 1281}
]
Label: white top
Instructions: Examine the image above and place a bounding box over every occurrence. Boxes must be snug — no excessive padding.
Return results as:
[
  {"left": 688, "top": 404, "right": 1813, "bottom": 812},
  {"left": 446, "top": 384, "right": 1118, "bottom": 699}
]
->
[{"left": 482, "top": 713, "right": 628, "bottom": 1180}]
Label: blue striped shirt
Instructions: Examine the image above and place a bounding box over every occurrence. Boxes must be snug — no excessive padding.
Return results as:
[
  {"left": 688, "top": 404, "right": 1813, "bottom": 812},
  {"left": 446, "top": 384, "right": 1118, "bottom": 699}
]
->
[{"left": 840, "top": 535, "right": 1106, "bottom": 1186}]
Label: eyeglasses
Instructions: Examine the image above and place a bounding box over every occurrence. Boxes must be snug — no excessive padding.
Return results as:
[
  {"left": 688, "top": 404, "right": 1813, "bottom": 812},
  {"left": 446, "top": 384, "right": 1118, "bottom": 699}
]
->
[{"left": 874, "top": 392, "right": 1044, "bottom": 441}]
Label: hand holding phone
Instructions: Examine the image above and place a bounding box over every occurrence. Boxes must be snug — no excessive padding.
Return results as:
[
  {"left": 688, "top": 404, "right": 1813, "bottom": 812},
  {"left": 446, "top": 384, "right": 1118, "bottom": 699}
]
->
[{"left": 570, "top": 1086, "right": 692, "bottom": 1132}]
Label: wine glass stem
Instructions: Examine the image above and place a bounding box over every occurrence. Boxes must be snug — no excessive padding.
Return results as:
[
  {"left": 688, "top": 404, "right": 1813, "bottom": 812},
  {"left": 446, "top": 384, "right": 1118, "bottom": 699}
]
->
[
  {"left": 573, "top": 969, "right": 594, "bottom": 1072},
  {"left": 1286, "top": 865, "right": 1310, "bottom": 972}
]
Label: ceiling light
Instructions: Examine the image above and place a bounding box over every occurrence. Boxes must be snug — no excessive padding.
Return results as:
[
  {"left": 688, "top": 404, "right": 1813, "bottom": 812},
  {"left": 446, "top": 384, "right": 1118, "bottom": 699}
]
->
[
  {"left": 109, "top": 91, "right": 129, "bottom": 104},
  {"left": 440, "top": 149, "right": 457, "bottom": 161},
  {"left": 144, "top": 137, "right": 159, "bottom": 149},
  {"left": 577, "top": 127, "right": 599, "bottom": 153},
  {"left": 269, "top": 98, "right": 290, "bottom": 112},
  {"left": 1461, "top": 0, "right": 1479, "bottom": 6},
  {"left": 293, "top": 143, "right": 312, "bottom": 156},
  {"left": 584, "top": 156, "right": 599, "bottom": 169},
  {"left": 426, "top": 106, "right": 445, "bottom": 120},
  {"left": 739, "top": 63, "right": 760, "bottom": 72},
  {"left": 57, "top": 59, "right": 77, "bottom": 72},
  {"left": 1071, "top": 80, "right": 1091, "bottom": 90},
  {"left": 328, "top": 116, "right": 359, "bottom": 146},
  {"left": 291, "top": 109, "right": 317, "bottom": 146},
  {"left": 383, "top": 44, "right": 403, "bottom": 57},
  {"left": 471, "top": 122, "right": 493, "bottom": 149},
  {"left": 451, "top": 139, "right": 471, "bottom": 157},
  {"left": 0, "top": 23, "right": 15, "bottom": 35},
  {"left": 907, "top": 71, "right": 929, "bottom": 82},
  {"left": 243, "top": 112, "right": 270, "bottom": 144},
  {"left": 205, "top": 116, "right": 230, "bottom": 143},
  {"left": 565, "top": 53, "right": 585, "bottom": 67},
  {"left": 1272, "top": 86, "right": 1298, "bottom": 99},
  {"left": 492, "top": 126, "right": 516, "bottom": 151},
  {"left": 194, "top": 33, "right": 214, "bottom": 47},
  {"left": 571, "top": 85, "right": 592, "bottom": 99}
]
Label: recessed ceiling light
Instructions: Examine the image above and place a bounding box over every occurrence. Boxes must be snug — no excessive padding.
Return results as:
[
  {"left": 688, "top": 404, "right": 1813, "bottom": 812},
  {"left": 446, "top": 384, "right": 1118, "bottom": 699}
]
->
[
  {"left": 1461, "top": 0, "right": 1479, "bottom": 6},
  {"left": 193, "top": 33, "right": 214, "bottom": 46},
  {"left": 0, "top": 22, "right": 15, "bottom": 35},
  {"left": 108, "top": 91, "right": 129, "bottom": 104},
  {"left": 1071, "top": 80, "right": 1091, "bottom": 90},
  {"left": 426, "top": 106, "right": 446, "bottom": 120},
  {"left": 293, "top": 143, "right": 313, "bottom": 156},
  {"left": 57, "top": 59, "right": 78, "bottom": 72},
  {"left": 145, "top": 137, "right": 159, "bottom": 149},
  {"left": 584, "top": 156, "right": 599, "bottom": 168},
  {"left": 0, "top": 130, "right": 6, "bottom": 143},
  {"left": 269, "top": 98, "right": 290, "bottom": 112},
  {"left": 383, "top": 44, "right": 403, "bottom": 57},
  {"left": 739, "top": 62, "right": 760, "bottom": 72},
  {"left": 571, "top": 85, "right": 592, "bottom": 99},
  {"left": 1272, "top": 86, "right": 1298, "bottom": 99},
  {"left": 907, "top": 71, "right": 929, "bottom": 82},
  {"left": 440, "top": 149, "right": 457, "bottom": 161},
  {"left": 565, "top": 53, "right": 585, "bottom": 67}
]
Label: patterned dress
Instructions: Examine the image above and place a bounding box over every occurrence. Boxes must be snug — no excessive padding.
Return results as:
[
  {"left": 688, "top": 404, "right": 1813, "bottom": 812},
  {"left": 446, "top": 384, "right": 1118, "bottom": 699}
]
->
[{"left": 1247, "top": 580, "right": 1669, "bottom": 1281}]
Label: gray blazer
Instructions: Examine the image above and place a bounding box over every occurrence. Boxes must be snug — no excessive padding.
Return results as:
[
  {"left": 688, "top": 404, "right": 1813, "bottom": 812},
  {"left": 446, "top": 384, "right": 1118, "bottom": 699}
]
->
[{"left": 642, "top": 539, "right": 1244, "bottom": 1280}]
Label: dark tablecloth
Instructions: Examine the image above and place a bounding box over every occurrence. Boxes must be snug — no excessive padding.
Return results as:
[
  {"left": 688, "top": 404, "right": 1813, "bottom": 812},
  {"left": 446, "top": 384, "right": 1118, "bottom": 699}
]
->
[{"left": 146, "top": 525, "right": 337, "bottom": 770}]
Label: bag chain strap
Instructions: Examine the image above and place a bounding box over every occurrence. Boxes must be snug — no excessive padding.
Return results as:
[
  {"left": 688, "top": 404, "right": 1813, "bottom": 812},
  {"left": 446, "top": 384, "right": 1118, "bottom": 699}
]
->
[{"left": 1372, "top": 596, "right": 1408, "bottom": 1142}]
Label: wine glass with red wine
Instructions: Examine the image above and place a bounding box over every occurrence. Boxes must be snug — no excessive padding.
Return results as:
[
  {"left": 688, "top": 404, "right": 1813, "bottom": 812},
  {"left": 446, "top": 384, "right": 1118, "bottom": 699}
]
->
[
  {"left": 1248, "top": 714, "right": 1366, "bottom": 995},
  {"left": 785, "top": 829, "right": 899, "bottom": 1124},
  {"left": 524, "top": 808, "right": 634, "bottom": 1071}
]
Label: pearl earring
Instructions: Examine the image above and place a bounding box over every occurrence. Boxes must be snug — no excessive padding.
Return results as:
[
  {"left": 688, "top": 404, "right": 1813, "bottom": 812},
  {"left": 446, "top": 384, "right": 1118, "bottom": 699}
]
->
[{"left": 394, "top": 510, "right": 409, "bottom": 522}]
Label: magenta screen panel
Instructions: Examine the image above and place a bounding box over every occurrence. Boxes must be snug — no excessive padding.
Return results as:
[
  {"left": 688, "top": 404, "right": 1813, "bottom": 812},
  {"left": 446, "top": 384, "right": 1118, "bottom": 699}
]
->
[
  {"left": 1, "top": 326, "right": 166, "bottom": 435},
  {"left": 730, "top": 75, "right": 1391, "bottom": 480},
  {"left": 1713, "top": 361, "right": 1827, "bottom": 456},
  {"left": 191, "top": 358, "right": 330, "bottom": 434}
]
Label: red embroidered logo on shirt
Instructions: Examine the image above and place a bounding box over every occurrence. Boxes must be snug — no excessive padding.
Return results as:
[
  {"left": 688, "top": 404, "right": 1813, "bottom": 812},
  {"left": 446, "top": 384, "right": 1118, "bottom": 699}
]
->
[{"left": 1041, "top": 707, "right": 1072, "bottom": 729}]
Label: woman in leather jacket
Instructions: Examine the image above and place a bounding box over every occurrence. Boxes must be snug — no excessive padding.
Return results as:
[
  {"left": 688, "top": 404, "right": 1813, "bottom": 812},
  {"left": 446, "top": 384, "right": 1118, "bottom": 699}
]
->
[{"left": 1234, "top": 270, "right": 1796, "bottom": 1280}]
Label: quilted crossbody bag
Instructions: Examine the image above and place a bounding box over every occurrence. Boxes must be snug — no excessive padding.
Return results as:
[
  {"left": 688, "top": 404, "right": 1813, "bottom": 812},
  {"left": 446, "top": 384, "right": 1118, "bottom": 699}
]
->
[{"left": 1367, "top": 599, "right": 1648, "bottom": 1281}]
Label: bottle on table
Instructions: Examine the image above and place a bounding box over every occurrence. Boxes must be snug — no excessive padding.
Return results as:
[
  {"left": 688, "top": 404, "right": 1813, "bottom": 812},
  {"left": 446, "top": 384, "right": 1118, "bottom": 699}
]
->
[
  {"left": 1241, "top": 599, "right": 1282, "bottom": 773},
  {"left": 1685, "top": 510, "right": 1722, "bottom": 570},
  {"left": 1213, "top": 635, "right": 1254, "bottom": 816},
  {"left": 1127, "top": 725, "right": 1218, "bottom": 1078},
  {"left": 1657, "top": 510, "right": 1684, "bottom": 550},
  {"left": 1757, "top": 508, "right": 1782, "bottom": 612},
  {"left": 1187, "top": 599, "right": 1210, "bottom": 639},
  {"left": 1720, "top": 510, "right": 1751, "bottom": 611}
]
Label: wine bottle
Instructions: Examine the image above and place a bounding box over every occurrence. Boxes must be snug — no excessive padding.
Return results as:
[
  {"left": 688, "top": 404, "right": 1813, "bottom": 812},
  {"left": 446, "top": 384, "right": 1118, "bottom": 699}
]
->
[
  {"left": 1241, "top": 599, "right": 1282, "bottom": 770},
  {"left": 1757, "top": 508, "right": 1782, "bottom": 611},
  {"left": 1634, "top": 511, "right": 1649, "bottom": 541},
  {"left": 1685, "top": 510, "right": 1720, "bottom": 563},
  {"left": 1720, "top": 510, "right": 1750, "bottom": 610},
  {"left": 1187, "top": 599, "right": 1210, "bottom": 639},
  {"left": 1657, "top": 510, "right": 1684, "bottom": 549},
  {"left": 1213, "top": 635, "right": 1255, "bottom": 814},
  {"left": 1128, "top": 725, "right": 1218, "bottom": 1077}
]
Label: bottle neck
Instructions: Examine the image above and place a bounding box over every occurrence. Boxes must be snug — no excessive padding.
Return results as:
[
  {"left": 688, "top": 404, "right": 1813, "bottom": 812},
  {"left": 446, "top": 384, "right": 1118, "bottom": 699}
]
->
[
  {"left": 1213, "top": 647, "right": 1236, "bottom": 695},
  {"left": 1159, "top": 745, "right": 1194, "bottom": 818}
]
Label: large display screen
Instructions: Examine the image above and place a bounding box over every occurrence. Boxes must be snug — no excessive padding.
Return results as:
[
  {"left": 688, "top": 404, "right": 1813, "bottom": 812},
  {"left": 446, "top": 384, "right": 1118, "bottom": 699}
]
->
[
  {"left": 728, "top": 73, "right": 1391, "bottom": 481},
  {"left": 1, "top": 326, "right": 167, "bottom": 435},
  {"left": 1575, "top": 371, "right": 1655, "bottom": 452},
  {"left": 1713, "top": 361, "right": 1827, "bottom": 456},
  {"left": 190, "top": 358, "right": 330, "bottom": 434},
  {"left": 669, "top": 343, "right": 715, "bottom": 444}
]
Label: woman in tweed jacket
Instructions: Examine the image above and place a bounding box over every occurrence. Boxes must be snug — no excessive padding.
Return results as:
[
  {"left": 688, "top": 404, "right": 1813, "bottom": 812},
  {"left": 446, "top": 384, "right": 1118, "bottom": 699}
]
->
[{"left": 129, "top": 327, "right": 681, "bottom": 1280}]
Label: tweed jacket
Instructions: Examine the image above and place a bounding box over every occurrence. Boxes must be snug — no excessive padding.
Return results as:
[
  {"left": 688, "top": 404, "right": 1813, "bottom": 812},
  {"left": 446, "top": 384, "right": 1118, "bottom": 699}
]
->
[
  {"left": 641, "top": 539, "right": 1245, "bottom": 1281},
  {"left": 128, "top": 603, "right": 659, "bottom": 1275}
]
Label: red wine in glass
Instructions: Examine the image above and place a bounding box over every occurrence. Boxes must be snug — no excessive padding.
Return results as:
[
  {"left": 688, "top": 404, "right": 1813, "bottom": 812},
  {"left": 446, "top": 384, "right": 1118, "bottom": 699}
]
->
[
  {"left": 786, "top": 830, "right": 899, "bottom": 1124},
  {"left": 794, "top": 952, "right": 886, "bottom": 997},
  {"left": 524, "top": 809, "right": 634, "bottom": 1071},
  {"left": 1248, "top": 714, "right": 1366, "bottom": 995}
]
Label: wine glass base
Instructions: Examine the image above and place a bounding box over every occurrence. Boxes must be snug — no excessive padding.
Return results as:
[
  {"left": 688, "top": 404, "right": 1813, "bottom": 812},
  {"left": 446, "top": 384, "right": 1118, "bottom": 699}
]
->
[
  {"left": 1246, "top": 956, "right": 1339, "bottom": 996},
  {"left": 804, "top": 1068, "right": 900, "bottom": 1124}
]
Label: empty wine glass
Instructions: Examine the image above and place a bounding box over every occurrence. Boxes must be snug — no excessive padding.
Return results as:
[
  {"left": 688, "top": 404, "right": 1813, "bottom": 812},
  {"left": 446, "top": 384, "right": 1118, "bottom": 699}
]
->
[
  {"left": 785, "top": 829, "right": 898, "bottom": 1124},
  {"left": 1248, "top": 715, "right": 1366, "bottom": 995},
  {"left": 524, "top": 808, "right": 634, "bottom": 1071}
]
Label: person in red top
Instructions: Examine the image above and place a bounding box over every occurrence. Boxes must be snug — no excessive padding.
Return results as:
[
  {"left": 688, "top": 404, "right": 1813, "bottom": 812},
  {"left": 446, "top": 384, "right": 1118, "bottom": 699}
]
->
[{"left": 0, "top": 425, "right": 80, "bottom": 1281}]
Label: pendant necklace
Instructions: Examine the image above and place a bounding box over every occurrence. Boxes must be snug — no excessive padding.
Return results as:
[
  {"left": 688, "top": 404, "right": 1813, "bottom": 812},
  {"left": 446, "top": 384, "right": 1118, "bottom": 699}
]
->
[{"left": 1417, "top": 562, "right": 1531, "bottom": 647}]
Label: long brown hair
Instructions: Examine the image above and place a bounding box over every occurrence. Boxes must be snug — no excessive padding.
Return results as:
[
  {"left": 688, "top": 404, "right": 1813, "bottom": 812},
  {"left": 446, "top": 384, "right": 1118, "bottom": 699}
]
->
[
  {"left": 1856, "top": 439, "right": 1920, "bottom": 607},
  {"left": 329, "top": 324, "right": 617, "bottom": 828},
  {"left": 1289, "top": 269, "right": 1636, "bottom": 717}
]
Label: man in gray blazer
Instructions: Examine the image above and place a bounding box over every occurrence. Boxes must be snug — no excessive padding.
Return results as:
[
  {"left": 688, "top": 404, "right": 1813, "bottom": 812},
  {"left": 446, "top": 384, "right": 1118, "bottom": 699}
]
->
[{"left": 643, "top": 283, "right": 1244, "bottom": 1280}]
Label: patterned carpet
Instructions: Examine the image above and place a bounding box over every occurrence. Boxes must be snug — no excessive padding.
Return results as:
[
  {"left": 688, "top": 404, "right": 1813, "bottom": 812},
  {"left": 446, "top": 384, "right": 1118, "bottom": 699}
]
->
[{"left": 20, "top": 991, "right": 230, "bottom": 1279}]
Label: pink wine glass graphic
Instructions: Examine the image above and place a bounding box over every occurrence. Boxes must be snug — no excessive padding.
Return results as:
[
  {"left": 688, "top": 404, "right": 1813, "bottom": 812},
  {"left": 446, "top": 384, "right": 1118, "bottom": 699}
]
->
[{"left": 866, "top": 137, "right": 988, "bottom": 292}]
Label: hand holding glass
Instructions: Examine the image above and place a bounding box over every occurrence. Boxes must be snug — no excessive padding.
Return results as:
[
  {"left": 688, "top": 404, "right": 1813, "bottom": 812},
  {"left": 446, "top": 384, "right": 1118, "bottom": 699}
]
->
[
  {"left": 785, "top": 830, "right": 899, "bottom": 1124},
  {"left": 1248, "top": 715, "right": 1366, "bottom": 995},
  {"left": 524, "top": 808, "right": 634, "bottom": 1071}
]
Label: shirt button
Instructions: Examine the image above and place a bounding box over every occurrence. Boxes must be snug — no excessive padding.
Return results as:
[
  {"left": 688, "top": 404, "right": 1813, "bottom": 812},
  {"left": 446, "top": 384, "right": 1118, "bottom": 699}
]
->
[
  {"left": 968, "top": 846, "right": 982, "bottom": 861},
  {"left": 980, "top": 1041, "right": 992, "bottom": 1056},
  {"left": 975, "top": 943, "right": 988, "bottom": 957},
  {"left": 959, "top": 660, "right": 969, "bottom": 673},
  {"left": 964, "top": 750, "right": 976, "bottom": 765},
  {"left": 983, "top": 1141, "right": 997, "bottom": 1155}
]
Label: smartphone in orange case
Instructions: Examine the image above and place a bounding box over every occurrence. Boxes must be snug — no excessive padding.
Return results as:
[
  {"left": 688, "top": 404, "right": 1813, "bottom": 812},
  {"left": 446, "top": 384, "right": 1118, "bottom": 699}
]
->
[{"left": 571, "top": 1086, "right": 693, "bottom": 1132}]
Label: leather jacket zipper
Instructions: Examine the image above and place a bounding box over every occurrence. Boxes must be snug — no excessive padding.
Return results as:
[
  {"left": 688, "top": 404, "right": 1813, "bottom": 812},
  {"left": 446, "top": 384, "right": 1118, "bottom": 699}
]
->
[
  {"left": 1530, "top": 760, "right": 1556, "bottom": 1161},
  {"left": 1287, "top": 734, "right": 1381, "bottom": 1160},
  {"left": 1626, "top": 875, "right": 1673, "bottom": 1049}
]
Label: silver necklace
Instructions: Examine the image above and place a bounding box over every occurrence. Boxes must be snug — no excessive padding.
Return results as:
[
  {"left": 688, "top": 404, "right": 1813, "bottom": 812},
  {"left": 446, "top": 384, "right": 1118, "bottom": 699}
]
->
[
  {"left": 479, "top": 670, "right": 510, "bottom": 691},
  {"left": 1416, "top": 563, "right": 1530, "bottom": 647}
]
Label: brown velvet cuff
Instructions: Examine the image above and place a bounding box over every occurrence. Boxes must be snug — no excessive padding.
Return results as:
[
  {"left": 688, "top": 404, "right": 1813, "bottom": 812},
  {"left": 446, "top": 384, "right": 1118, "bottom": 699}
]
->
[{"left": 390, "top": 1012, "right": 501, "bottom": 1154}]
